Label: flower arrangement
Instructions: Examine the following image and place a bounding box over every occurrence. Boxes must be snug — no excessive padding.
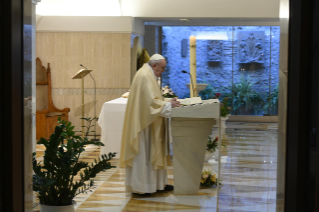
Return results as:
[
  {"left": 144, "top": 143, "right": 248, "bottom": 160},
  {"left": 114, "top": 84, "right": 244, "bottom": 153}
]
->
[
  {"left": 206, "top": 136, "right": 226, "bottom": 153},
  {"left": 162, "top": 85, "right": 177, "bottom": 98},
  {"left": 200, "top": 169, "right": 222, "bottom": 187},
  {"left": 206, "top": 136, "right": 218, "bottom": 153},
  {"left": 214, "top": 93, "right": 231, "bottom": 118}
]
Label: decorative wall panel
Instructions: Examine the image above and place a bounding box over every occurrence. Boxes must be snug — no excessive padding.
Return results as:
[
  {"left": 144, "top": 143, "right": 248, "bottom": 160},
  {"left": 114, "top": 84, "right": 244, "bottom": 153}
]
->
[
  {"left": 36, "top": 32, "right": 131, "bottom": 136},
  {"left": 237, "top": 31, "right": 265, "bottom": 63},
  {"left": 207, "top": 40, "right": 223, "bottom": 62}
]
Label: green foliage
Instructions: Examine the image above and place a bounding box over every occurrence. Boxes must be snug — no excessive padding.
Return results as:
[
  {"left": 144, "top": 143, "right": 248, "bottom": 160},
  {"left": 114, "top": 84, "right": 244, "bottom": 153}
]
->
[
  {"left": 220, "top": 97, "right": 231, "bottom": 118},
  {"left": 162, "top": 93, "right": 177, "bottom": 98},
  {"left": 206, "top": 136, "right": 226, "bottom": 153},
  {"left": 263, "top": 84, "right": 279, "bottom": 115},
  {"left": 33, "top": 117, "right": 117, "bottom": 206},
  {"left": 198, "top": 84, "right": 215, "bottom": 100},
  {"left": 232, "top": 75, "right": 265, "bottom": 115},
  {"left": 207, "top": 136, "right": 218, "bottom": 152}
]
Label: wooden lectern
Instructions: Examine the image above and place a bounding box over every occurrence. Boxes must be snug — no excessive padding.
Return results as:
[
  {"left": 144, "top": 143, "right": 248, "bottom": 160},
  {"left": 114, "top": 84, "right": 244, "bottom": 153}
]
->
[{"left": 72, "top": 69, "right": 93, "bottom": 137}]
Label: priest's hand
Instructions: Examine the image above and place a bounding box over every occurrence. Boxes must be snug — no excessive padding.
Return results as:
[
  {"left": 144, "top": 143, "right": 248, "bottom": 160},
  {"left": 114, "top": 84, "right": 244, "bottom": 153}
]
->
[{"left": 171, "top": 98, "right": 180, "bottom": 108}]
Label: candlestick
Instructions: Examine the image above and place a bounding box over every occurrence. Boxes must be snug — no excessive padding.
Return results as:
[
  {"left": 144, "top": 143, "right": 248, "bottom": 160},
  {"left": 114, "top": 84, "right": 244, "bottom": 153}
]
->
[{"left": 189, "top": 36, "right": 197, "bottom": 97}]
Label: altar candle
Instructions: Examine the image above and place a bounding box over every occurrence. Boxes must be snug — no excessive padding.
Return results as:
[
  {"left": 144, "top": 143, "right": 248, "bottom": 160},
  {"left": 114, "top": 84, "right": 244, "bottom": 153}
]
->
[{"left": 189, "top": 36, "right": 197, "bottom": 97}]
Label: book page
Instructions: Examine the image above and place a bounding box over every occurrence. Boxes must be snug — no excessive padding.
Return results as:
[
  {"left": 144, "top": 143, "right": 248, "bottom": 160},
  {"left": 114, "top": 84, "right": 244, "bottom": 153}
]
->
[{"left": 178, "top": 97, "right": 202, "bottom": 105}]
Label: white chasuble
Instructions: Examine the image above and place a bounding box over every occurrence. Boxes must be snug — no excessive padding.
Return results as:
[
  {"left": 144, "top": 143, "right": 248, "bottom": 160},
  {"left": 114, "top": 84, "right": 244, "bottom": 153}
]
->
[{"left": 120, "top": 63, "right": 171, "bottom": 193}]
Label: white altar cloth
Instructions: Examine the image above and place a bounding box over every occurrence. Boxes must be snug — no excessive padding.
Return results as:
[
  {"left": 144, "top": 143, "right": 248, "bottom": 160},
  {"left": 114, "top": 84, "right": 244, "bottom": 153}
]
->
[{"left": 98, "top": 97, "right": 128, "bottom": 158}]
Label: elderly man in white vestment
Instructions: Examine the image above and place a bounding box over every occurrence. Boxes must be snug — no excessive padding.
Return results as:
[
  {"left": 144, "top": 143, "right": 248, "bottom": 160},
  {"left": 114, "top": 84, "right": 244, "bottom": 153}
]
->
[{"left": 120, "top": 54, "right": 180, "bottom": 196}]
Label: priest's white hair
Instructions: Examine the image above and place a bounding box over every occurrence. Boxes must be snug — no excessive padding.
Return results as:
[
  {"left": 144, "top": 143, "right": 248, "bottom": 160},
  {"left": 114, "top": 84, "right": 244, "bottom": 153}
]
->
[
  {"left": 148, "top": 59, "right": 164, "bottom": 66},
  {"left": 148, "top": 53, "right": 166, "bottom": 66}
]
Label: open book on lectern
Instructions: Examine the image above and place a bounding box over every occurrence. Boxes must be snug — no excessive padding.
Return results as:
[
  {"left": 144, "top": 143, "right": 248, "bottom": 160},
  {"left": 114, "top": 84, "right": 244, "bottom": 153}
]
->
[
  {"left": 178, "top": 97, "right": 202, "bottom": 105},
  {"left": 71, "top": 69, "right": 93, "bottom": 79}
]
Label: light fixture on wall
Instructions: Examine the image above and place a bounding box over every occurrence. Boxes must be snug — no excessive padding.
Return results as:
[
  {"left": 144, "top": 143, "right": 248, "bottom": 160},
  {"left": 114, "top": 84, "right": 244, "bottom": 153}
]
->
[{"left": 180, "top": 19, "right": 190, "bottom": 21}]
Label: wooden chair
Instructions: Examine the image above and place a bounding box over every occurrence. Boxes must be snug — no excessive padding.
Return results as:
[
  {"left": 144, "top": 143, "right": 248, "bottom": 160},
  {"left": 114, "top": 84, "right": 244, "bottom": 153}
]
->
[{"left": 36, "top": 57, "right": 70, "bottom": 140}]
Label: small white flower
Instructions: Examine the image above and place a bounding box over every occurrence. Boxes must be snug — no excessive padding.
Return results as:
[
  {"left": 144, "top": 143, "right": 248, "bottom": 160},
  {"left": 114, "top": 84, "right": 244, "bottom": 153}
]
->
[{"left": 202, "top": 174, "right": 209, "bottom": 179}]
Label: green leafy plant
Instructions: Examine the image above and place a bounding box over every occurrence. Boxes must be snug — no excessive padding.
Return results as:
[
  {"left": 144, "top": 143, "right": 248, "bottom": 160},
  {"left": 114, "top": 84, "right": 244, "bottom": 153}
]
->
[
  {"left": 232, "top": 75, "right": 265, "bottom": 115},
  {"left": 33, "top": 117, "right": 117, "bottom": 206},
  {"left": 263, "top": 84, "right": 279, "bottom": 115},
  {"left": 207, "top": 136, "right": 218, "bottom": 153},
  {"left": 198, "top": 84, "right": 215, "bottom": 100},
  {"left": 200, "top": 169, "right": 222, "bottom": 187},
  {"left": 221, "top": 99, "right": 231, "bottom": 117},
  {"left": 206, "top": 136, "right": 226, "bottom": 153},
  {"left": 213, "top": 93, "right": 231, "bottom": 118}
]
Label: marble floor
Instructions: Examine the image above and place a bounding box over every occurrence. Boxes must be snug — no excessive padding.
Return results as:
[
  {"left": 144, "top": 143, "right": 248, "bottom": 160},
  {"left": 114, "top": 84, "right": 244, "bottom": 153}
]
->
[{"left": 34, "top": 122, "right": 279, "bottom": 212}]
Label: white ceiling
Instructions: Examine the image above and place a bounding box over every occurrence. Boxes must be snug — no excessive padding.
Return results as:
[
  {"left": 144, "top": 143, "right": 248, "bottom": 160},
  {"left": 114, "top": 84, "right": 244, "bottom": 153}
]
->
[
  {"left": 36, "top": 0, "right": 280, "bottom": 19},
  {"left": 36, "top": 0, "right": 122, "bottom": 16}
]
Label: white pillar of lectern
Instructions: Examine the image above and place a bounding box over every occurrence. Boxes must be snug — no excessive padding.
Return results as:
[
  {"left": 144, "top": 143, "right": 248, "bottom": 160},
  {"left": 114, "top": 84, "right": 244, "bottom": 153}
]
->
[
  {"left": 170, "top": 99, "right": 221, "bottom": 195},
  {"left": 171, "top": 117, "right": 215, "bottom": 194}
]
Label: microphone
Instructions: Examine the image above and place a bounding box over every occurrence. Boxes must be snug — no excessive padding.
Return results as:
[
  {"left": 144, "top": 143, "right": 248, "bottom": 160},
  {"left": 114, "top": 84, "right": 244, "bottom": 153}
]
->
[
  {"left": 80, "top": 64, "right": 88, "bottom": 70},
  {"left": 181, "top": 70, "right": 195, "bottom": 95},
  {"left": 79, "top": 64, "right": 99, "bottom": 142}
]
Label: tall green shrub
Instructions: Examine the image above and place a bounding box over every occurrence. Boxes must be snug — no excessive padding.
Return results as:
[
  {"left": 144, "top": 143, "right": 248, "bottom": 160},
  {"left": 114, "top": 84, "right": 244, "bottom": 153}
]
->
[
  {"left": 232, "top": 75, "right": 265, "bottom": 115},
  {"left": 33, "top": 117, "right": 116, "bottom": 206},
  {"left": 263, "top": 84, "right": 279, "bottom": 115}
]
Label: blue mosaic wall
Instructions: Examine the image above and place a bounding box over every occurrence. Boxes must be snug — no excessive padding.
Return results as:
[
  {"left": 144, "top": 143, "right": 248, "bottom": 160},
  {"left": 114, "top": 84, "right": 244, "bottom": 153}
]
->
[{"left": 162, "top": 26, "right": 280, "bottom": 115}]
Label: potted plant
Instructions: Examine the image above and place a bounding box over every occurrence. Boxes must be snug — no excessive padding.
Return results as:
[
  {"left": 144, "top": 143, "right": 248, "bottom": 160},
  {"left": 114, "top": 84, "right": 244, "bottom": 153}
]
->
[
  {"left": 214, "top": 93, "right": 231, "bottom": 117},
  {"left": 232, "top": 75, "right": 264, "bottom": 115},
  {"left": 263, "top": 84, "right": 279, "bottom": 115},
  {"left": 205, "top": 136, "right": 226, "bottom": 162},
  {"left": 204, "top": 136, "right": 218, "bottom": 162},
  {"left": 212, "top": 93, "right": 231, "bottom": 134},
  {"left": 33, "top": 117, "right": 117, "bottom": 212}
]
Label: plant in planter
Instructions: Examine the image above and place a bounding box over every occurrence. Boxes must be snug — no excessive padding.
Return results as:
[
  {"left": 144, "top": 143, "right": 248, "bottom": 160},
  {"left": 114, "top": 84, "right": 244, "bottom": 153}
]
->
[
  {"left": 204, "top": 136, "right": 226, "bottom": 162},
  {"left": 263, "top": 84, "right": 279, "bottom": 115},
  {"left": 213, "top": 93, "right": 231, "bottom": 118},
  {"left": 206, "top": 136, "right": 219, "bottom": 154},
  {"left": 232, "top": 75, "right": 264, "bottom": 115},
  {"left": 33, "top": 117, "right": 116, "bottom": 211}
]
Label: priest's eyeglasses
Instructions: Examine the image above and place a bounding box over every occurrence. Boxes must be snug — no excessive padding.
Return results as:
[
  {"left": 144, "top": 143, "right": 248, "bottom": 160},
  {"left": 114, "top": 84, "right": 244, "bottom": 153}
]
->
[{"left": 156, "top": 63, "right": 166, "bottom": 71}]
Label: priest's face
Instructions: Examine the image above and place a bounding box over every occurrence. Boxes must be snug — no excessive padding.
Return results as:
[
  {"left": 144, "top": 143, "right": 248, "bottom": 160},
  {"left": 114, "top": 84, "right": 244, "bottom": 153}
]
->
[{"left": 153, "top": 59, "right": 167, "bottom": 77}]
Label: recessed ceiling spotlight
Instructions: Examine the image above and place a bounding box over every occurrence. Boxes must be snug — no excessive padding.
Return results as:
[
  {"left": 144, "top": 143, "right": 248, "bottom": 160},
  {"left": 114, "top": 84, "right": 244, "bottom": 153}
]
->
[{"left": 180, "top": 19, "right": 190, "bottom": 21}]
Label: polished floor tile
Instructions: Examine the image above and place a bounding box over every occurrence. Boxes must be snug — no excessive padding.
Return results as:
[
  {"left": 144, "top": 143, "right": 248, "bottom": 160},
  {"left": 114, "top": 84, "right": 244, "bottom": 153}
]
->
[{"left": 34, "top": 122, "right": 281, "bottom": 212}]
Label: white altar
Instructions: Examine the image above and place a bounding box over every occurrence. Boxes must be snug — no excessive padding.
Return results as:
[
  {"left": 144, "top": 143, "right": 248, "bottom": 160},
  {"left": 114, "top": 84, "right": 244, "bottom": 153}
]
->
[{"left": 98, "top": 97, "right": 128, "bottom": 158}]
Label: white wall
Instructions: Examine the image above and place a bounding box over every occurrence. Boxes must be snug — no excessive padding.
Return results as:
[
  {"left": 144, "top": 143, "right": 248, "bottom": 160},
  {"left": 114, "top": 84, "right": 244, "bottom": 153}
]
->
[
  {"left": 36, "top": 16, "right": 144, "bottom": 35},
  {"left": 36, "top": 0, "right": 280, "bottom": 19},
  {"left": 121, "top": 0, "right": 280, "bottom": 18}
]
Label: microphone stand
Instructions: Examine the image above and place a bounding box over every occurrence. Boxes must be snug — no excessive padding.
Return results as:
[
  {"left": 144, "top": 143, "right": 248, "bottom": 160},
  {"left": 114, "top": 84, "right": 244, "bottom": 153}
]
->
[
  {"left": 182, "top": 70, "right": 195, "bottom": 95},
  {"left": 80, "top": 64, "right": 99, "bottom": 142}
]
